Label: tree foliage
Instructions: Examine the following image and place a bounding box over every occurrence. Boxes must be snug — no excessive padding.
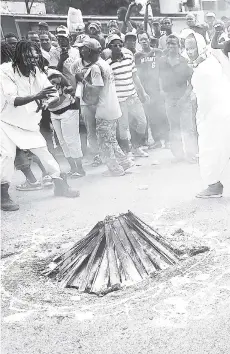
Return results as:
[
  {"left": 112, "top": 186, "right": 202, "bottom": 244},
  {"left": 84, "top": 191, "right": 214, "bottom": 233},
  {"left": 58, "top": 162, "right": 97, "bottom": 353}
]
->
[{"left": 45, "top": 0, "right": 130, "bottom": 15}]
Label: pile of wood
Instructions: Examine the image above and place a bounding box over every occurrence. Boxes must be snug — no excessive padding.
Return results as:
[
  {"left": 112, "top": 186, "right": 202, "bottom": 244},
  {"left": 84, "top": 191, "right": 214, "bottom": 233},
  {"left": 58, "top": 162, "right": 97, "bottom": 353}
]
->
[{"left": 45, "top": 211, "right": 180, "bottom": 295}]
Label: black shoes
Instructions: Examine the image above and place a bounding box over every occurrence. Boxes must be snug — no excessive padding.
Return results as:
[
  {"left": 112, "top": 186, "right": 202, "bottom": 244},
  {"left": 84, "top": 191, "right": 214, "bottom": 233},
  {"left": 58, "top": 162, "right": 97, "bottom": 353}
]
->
[
  {"left": 1, "top": 183, "right": 19, "bottom": 211},
  {"left": 53, "top": 175, "right": 80, "bottom": 198}
]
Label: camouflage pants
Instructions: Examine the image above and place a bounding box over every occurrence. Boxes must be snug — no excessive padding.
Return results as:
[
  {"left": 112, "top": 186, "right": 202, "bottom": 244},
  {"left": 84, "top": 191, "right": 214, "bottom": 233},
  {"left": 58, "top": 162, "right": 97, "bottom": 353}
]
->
[{"left": 96, "top": 119, "right": 128, "bottom": 172}]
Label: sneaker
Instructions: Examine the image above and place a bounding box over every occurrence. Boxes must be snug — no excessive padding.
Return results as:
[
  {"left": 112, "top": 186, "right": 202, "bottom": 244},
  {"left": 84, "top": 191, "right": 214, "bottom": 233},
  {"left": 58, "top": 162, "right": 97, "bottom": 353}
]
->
[
  {"left": 103, "top": 167, "right": 125, "bottom": 177},
  {"left": 148, "top": 141, "right": 162, "bottom": 150},
  {"left": 119, "top": 159, "right": 135, "bottom": 171},
  {"left": 140, "top": 145, "right": 149, "bottom": 151},
  {"left": 127, "top": 152, "right": 135, "bottom": 161},
  {"left": 42, "top": 175, "right": 53, "bottom": 188},
  {"left": 69, "top": 170, "right": 86, "bottom": 179},
  {"left": 196, "top": 182, "right": 223, "bottom": 199},
  {"left": 92, "top": 155, "right": 103, "bottom": 167},
  {"left": 132, "top": 147, "right": 149, "bottom": 157},
  {"left": 16, "top": 180, "right": 42, "bottom": 191}
]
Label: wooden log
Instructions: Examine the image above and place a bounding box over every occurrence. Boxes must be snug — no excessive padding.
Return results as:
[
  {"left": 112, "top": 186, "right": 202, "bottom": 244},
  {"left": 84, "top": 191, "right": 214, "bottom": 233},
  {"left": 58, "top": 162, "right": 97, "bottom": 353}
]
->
[
  {"left": 125, "top": 215, "right": 179, "bottom": 264},
  {"left": 78, "top": 226, "right": 105, "bottom": 293},
  {"left": 127, "top": 211, "right": 177, "bottom": 254},
  {"left": 90, "top": 245, "right": 109, "bottom": 294},
  {"left": 104, "top": 221, "right": 121, "bottom": 289},
  {"left": 111, "top": 223, "right": 142, "bottom": 283},
  {"left": 52, "top": 222, "right": 101, "bottom": 264},
  {"left": 119, "top": 217, "right": 154, "bottom": 275},
  {"left": 116, "top": 217, "right": 147, "bottom": 278}
]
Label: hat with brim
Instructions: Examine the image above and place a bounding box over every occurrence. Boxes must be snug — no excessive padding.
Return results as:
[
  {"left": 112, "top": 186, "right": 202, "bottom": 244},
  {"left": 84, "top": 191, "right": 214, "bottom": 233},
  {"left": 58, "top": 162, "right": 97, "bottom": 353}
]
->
[
  {"left": 88, "top": 23, "right": 100, "bottom": 32},
  {"left": 39, "top": 21, "right": 49, "bottom": 28},
  {"left": 107, "top": 34, "right": 123, "bottom": 46},
  {"left": 56, "top": 25, "right": 69, "bottom": 38},
  {"left": 125, "top": 32, "right": 137, "bottom": 40},
  {"left": 206, "top": 12, "right": 216, "bottom": 18},
  {"left": 76, "top": 38, "right": 101, "bottom": 51}
]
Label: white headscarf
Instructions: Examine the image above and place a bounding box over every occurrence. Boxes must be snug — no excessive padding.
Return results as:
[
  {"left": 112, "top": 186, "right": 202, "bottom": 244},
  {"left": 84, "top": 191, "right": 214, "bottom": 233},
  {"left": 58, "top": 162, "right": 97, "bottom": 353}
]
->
[{"left": 183, "top": 32, "right": 209, "bottom": 67}]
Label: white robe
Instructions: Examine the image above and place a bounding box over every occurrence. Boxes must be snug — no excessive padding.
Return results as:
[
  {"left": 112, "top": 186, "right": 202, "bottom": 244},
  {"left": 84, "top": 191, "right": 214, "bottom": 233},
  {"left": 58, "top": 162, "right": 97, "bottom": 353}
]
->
[
  {"left": 191, "top": 53, "right": 230, "bottom": 185},
  {"left": 0, "top": 63, "right": 58, "bottom": 149}
]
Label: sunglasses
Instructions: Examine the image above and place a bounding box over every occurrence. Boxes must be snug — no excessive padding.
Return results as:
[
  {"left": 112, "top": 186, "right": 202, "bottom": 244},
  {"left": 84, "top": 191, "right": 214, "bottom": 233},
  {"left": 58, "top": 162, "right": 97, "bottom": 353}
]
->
[{"left": 110, "top": 43, "right": 123, "bottom": 48}]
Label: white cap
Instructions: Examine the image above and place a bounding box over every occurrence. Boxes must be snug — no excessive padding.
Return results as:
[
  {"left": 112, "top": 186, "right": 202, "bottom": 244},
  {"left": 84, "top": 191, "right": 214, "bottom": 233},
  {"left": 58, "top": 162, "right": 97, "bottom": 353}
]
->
[{"left": 206, "top": 12, "right": 216, "bottom": 18}]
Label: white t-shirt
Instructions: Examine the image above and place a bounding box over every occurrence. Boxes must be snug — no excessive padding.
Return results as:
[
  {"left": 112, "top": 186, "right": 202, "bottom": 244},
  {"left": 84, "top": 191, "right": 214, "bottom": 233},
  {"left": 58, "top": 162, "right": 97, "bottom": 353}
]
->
[
  {"left": 71, "top": 58, "right": 121, "bottom": 120},
  {"left": 49, "top": 46, "right": 80, "bottom": 89}
]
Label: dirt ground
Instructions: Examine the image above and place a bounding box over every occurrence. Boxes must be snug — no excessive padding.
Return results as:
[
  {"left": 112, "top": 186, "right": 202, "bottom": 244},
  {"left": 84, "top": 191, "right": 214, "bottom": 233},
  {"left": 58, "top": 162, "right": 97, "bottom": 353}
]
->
[{"left": 1, "top": 148, "right": 230, "bottom": 354}]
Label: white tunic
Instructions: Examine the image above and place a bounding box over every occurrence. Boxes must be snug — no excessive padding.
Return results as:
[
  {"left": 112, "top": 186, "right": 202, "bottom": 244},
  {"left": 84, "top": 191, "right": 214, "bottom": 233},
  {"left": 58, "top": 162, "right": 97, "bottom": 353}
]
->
[
  {"left": 192, "top": 54, "right": 230, "bottom": 185},
  {"left": 0, "top": 63, "right": 58, "bottom": 149}
]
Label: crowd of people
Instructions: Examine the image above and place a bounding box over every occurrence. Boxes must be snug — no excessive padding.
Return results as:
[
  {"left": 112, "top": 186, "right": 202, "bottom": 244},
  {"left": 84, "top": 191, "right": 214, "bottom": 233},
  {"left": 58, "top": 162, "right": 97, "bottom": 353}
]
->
[{"left": 1, "top": 4, "right": 230, "bottom": 211}]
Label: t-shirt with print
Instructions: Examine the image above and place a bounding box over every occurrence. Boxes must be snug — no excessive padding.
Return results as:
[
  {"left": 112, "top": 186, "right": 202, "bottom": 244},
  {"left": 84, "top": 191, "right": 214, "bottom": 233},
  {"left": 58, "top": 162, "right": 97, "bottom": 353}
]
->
[
  {"left": 106, "top": 52, "right": 137, "bottom": 102},
  {"left": 49, "top": 46, "right": 80, "bottom": 90},
  {"left": 71, "top": 58, "right": 121, "bottom": 120},
  {"left": 135, "top": 48, "right": 162, "bottom": 97}
]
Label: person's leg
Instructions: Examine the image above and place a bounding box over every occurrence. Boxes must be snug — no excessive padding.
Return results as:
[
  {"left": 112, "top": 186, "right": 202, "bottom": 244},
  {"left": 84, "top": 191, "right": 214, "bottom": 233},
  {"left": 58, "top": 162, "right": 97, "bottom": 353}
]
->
[
  {"left": 128, "top": 96, "right": 148, "bottom": 157},
  {"left": 165, "top": 97, "right": 184, "bottom": 160},
  {"left": 196, "top": 115, "right": 230, "bottom": 198},
  {"left": 117, "top": 101, "right": 131, "bottom": 154},
  {"left": 61, "top": 110, "right": 85, "bottom": 177},
  {"left": 79, "top": 108, "right": 88, "bottom": 156},
  {"left": 14, "top": 149, "right": 43, "bottom": 191},
  {"left": 52, "top": 117, "right": 76, "bottom": 173},
  {"left": 147, "top": 95, "right": 169, "bottom": 147},
  {"left": 81, "top": 105, "right": 100, "bottom": 153},
  {"left": 96, "top": 118, "right": 125, "bottom": 176},
  {"left": 1, "top": 128, "right": 18, "bottom": 211},
  {"left": 179, "top": 97, "right": 198, "bottom": 162},
  {"left": 30, "top": 146, "right": 79, "bottom": 198}
]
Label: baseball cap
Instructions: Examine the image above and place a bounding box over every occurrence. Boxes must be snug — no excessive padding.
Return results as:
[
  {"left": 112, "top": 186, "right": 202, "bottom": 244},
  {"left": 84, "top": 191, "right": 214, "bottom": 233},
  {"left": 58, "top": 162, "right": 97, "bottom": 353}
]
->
[
  {"left": 77, "top": 38, "right": 101, "bottom": 51},
  {"left": 206, "top": 12, "right": 216, "bottom": 18},
  {"left": 88, "top": 22, "right": 101, "bottom": 32},
  {"left": 107, "top": 34, "right": 123, "bottom": 46},
  {"left": 56, "top": 25, "right": 69, "bottom": 38},
  {"left": 38, "top": 21, "right": 49, "bottom": 28},
  {"left": 125, "top": 32, "right": 137, "bottom": 40}
]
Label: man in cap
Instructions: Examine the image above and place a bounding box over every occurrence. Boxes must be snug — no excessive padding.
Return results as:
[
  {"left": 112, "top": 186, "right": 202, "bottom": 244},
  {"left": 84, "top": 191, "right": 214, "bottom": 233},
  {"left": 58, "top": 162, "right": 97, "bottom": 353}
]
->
[
  {"left": 124, "top": 32, "right": 137, "bottom": 54},
  {"left": 107, "top": 34, "right": 149, "bottom": 158},
  {"left": 49, "top": 26, "right": 80, "bottom": 90},
  {"left": 88, "top": 22, "right": 105, "bottom": 49},
  {"left": 205, "top": 12, "right": 216, "bottom": 40},
  {"left": 71, "top": 38, "right": 133, "bottom": 176}
]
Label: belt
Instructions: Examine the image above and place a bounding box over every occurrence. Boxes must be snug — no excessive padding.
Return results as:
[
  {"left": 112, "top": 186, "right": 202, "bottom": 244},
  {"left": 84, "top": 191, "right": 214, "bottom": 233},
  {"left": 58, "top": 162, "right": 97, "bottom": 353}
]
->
[{"left": 51, "top": 102, "right": 78, "bottom": 115}]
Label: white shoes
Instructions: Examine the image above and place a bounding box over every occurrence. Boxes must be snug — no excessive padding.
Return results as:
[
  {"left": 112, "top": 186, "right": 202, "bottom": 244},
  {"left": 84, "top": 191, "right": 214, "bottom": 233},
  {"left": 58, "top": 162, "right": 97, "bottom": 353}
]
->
[{"left": 132, "top": 147, "right": 149, "bottom": 158}]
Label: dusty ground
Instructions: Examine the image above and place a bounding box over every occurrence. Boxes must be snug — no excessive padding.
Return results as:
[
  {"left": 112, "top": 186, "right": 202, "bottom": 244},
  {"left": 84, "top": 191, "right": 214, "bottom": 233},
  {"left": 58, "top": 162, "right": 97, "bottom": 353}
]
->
[{"left": 1, "top": 149, "right": 230, "bottom": 354}]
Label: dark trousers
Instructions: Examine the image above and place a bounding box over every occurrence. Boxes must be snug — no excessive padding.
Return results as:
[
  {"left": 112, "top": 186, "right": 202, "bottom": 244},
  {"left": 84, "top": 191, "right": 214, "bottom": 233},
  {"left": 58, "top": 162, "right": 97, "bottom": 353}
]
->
[
  {"left": 143, "top": 95, "right": 169, "bottom": 143},
  {"left": 165, "top": 96, "right": 198, "bottom": 159}
]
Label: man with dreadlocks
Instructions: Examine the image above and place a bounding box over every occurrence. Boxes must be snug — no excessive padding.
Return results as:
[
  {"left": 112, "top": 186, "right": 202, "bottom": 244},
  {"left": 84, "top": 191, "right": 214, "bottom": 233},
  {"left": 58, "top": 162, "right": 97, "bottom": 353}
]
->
[{"left": 0, "top": 40, "right": 79, "bottom": 211}]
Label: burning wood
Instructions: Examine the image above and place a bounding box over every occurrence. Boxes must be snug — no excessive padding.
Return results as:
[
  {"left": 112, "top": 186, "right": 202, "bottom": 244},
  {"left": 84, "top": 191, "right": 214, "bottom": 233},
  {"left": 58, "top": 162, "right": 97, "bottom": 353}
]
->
[{"left": 45, "top": 211, "right": 180, "bottom": 295}]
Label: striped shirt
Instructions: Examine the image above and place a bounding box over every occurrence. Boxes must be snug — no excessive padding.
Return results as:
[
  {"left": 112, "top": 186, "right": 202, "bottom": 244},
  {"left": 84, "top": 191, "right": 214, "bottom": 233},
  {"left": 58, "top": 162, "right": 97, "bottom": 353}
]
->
[{"left": 107, "top": 53, "right": 137, "bottom": 102}]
